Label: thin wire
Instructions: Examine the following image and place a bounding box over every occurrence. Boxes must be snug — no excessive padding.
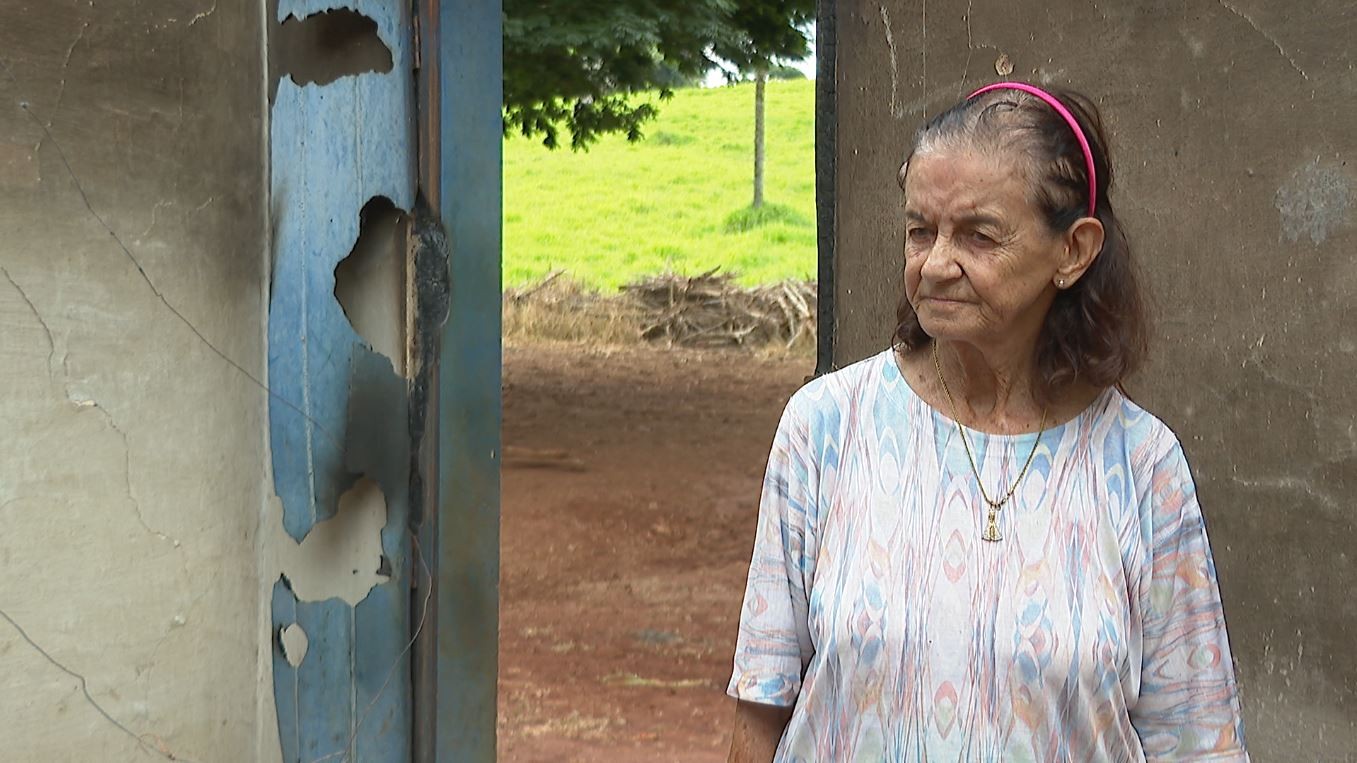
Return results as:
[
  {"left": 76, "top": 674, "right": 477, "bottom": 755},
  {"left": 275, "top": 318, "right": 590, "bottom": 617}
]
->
[{"left": 308, "top": 530, "right": 434, "bottom": 763}]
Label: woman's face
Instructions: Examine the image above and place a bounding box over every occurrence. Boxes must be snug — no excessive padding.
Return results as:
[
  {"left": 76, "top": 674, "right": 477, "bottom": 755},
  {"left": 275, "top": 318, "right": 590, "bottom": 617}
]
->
[{"left": 902, "top": 147, "right": 1066, "bottom": 352}]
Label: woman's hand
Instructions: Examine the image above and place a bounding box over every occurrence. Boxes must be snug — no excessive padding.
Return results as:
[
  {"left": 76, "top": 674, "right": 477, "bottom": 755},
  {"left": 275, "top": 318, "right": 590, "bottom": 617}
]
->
[{"left": 727, "top": 699, "right": 794, "bottom": 763}]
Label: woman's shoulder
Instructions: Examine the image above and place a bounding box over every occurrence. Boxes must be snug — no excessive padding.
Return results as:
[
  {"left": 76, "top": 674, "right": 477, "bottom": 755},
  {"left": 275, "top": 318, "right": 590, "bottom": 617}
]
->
[
  {"left": 786, "top": 349, "right": 896, "bottom": 415},
  {"left": 779, "top": 349, "right": 899, "bottom": 440},
  {"left": 1093, "top": 389, "right": 1190, "bottom": 474}
]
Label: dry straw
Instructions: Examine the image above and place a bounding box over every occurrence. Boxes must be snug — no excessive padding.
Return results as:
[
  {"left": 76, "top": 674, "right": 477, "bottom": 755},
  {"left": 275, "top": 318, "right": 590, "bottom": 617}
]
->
[{"left": 504, "top": 269, "right": 817, "bottom": 352}]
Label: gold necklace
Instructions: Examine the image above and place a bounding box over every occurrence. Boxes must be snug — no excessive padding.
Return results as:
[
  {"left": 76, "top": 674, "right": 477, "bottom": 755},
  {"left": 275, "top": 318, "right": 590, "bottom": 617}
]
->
[{"left": 931, "top": 342, "right": 1048, "bottom": 542}]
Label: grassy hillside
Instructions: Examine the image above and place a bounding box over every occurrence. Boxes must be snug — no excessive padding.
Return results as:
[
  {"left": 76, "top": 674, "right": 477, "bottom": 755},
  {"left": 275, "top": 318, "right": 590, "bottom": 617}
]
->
[{"left": 503, "top": 78, "right": 816, "bottom": 291}]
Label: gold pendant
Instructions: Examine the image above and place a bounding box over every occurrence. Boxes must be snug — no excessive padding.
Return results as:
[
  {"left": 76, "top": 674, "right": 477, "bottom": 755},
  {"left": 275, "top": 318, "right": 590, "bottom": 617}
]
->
[{"left": 982, "top": 510, "right": 1002, "bottom": 542}]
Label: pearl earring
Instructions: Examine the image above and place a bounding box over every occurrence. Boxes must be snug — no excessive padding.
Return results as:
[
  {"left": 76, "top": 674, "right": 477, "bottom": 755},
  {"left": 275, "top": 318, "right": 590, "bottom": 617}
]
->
[{"left": 1056, "top": 278, "right": 1065, "bottom": 288}]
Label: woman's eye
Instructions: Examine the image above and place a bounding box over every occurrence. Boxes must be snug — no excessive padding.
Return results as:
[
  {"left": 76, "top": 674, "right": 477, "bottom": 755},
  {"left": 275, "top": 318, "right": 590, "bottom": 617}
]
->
[
  {"left": 907, "top": 228, "right": 934, "bottom": 244},
  {"left": 970, "top": 231, "right": 996, "bottom": 246}
]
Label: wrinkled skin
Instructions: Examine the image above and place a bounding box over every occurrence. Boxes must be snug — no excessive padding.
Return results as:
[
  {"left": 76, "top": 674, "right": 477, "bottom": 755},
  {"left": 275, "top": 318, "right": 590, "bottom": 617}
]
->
[{"left": 899, "top": 146, "right": 1105, "bottom": 431}]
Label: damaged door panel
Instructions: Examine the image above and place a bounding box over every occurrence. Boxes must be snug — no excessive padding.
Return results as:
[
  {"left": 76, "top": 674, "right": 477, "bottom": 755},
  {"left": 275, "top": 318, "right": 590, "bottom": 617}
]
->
[
  {"left": 266, "top": 0, "right": 419, "bottom": 760},
  {"left": 273, "top": 7, "right": 395, "bottom": 87}
]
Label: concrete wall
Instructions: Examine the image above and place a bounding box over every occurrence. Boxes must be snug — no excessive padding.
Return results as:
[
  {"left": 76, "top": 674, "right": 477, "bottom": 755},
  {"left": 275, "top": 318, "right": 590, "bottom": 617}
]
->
[
  {"left": 0, "top": 1, "right": 277, "bottom": 760},
  {"left": 830, "top": 1, "right": 1356, "bottom": 757}
]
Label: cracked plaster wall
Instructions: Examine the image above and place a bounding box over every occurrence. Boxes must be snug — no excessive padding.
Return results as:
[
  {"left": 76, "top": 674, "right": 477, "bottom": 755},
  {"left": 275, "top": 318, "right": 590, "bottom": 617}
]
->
[
  {"left": 0, "top": 1, "right": 276, "bottom": 761},
  {"left": 832, "top": 1, "right": 1357, "bottom": 757}
]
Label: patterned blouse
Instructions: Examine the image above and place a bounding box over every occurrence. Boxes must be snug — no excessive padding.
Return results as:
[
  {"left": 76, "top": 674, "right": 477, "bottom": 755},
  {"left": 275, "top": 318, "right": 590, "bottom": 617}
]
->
[{"left": 728, "top": 349, "right": 1248, "bottom": 762}]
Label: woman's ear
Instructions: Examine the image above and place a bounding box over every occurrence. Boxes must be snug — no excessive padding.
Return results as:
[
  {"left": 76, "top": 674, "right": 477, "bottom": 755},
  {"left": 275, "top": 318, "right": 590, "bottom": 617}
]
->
[
  {"left": 1056, "top": 217, "right": 1105, "bottom": 287},
  {"left": 897, "top": 161, "right": 909, "bottom": 191}
]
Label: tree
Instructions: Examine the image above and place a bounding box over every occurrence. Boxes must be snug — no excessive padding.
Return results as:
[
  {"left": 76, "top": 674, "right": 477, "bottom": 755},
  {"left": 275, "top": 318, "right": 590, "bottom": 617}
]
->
[
  {"left": 502, "top": 0, "right": 812, "bottom": 155},
  {"left": 503, "top": 0, "right": 735, "bottom": 150},
  {"left": 712, "top": 1, "right": 815, "bottom": 209}
]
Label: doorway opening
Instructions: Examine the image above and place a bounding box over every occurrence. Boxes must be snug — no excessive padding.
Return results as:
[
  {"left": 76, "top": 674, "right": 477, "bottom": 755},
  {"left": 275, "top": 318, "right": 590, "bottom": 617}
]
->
[{"left": 497, "top": 50, "right": 823, "bottom": 761}]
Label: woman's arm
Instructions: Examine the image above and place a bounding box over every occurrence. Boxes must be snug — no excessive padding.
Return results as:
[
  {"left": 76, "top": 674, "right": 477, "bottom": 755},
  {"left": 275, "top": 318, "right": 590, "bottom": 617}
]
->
[
  {"left": 726, "top": 391, "right": 820, "bottom": 761},
  {"left": 1130, "top": 439, "right": 1248, "bottom": 760},
  {"left": 727, "top": 700, "right": 793, "bottom": 763}
]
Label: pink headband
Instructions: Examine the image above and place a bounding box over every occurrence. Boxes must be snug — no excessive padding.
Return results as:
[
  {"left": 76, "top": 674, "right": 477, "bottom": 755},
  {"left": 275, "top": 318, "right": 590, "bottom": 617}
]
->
[{"left": 967, "top": 82, "right": 1097, "bottom": 217}]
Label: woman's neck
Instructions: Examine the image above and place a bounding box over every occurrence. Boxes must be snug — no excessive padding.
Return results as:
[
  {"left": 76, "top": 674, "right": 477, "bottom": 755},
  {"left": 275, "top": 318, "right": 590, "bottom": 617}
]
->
[
  {"left": 934, "top": 338, "right": 1042, "bottom": 427},
  {"left": 897, "top": 339, "right": 1104, "bottom": 436}
]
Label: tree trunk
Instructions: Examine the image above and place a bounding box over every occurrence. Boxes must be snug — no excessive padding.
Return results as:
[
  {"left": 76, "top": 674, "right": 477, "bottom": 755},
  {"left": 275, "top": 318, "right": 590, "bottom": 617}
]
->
[{"left": 753, "top": 67, "right": 767, "bottom": 209}]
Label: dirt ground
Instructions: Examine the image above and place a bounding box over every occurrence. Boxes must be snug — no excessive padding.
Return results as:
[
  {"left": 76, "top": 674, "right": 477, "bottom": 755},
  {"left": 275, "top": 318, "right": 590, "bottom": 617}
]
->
[{"left": 498, "top": 342, "right": 814, "bottom": 762}]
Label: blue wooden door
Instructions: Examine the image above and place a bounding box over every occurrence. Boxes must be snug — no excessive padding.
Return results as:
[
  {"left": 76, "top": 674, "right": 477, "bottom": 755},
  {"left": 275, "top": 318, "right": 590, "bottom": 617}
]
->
[{"left": 267, "top": 1, "right": 419, "bottom": 760}]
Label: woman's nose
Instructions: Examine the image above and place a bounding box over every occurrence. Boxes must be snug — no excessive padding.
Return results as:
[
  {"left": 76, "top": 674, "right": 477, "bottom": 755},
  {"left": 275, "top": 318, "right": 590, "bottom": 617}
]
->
[{"left": 919, "top": 236, "right": 961, "bottom": 281}]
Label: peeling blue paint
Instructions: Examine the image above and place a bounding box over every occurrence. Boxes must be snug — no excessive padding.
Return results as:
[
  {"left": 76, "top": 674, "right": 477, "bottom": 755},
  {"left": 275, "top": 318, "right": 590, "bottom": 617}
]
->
[{"left": 267, "top": 0, "right": 417, "bottom": 759}]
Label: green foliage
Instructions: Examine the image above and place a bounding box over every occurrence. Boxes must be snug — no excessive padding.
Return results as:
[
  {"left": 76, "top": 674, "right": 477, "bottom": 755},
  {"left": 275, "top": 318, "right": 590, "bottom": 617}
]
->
[
  {"left": 723, "top": 203, "right": 810, "bottom": 233},
  {"left": 504, "top": 80, "right": 816, "bottom": 290},
  {"left": 503, "top": 0, "right": 813, "bottom": 150},
  {"left": 712, "top": 0, "right": 815, "bottom": 74},
  {"left": 650, "top": 131, "right": 696, "bottom": 146},
  {"left": 768, "top": 64, "right": 807, "bottom": 80}
]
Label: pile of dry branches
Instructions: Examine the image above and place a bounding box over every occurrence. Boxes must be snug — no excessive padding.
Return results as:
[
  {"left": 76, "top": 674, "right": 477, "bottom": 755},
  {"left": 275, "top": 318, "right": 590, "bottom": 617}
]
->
[
  {"left": 502, "top": 271, "right": 645, "bottom": 346},
  {"left": 623, "top": 269, "right": 816, "bottom": 349},
  {"left": 504, "top": 269, "right": 817, "bottom": 351}
]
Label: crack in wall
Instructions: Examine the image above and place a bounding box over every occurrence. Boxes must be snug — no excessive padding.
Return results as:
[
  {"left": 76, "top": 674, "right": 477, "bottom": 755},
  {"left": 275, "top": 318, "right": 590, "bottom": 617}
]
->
[
  {"left": 60, "top": 22, "right": 87, "bottom": 71},
  {"left": 957, "top": 0, "right": 974, "bottom": 98},
  {"left": 1222, "top": 353, "right": 1346, "bottom": 516},
  {"left": 0, "top": 607, "right": 193, "bottom": 762},
  {"left": 1215, "top": 0, "right": 1309, "bottom": 82},
  {"left": 879, "top": 5, "right": 902, "bottom": 119},
  {"left": 1243, "top": 352, "right": 1321, "bottom": 406},
  {"left": 137, "top": 580, "right": 217, "bottom": 749},
  {"left": 1, "top": 265, "right": 57, "bottom": 380},
  {"left": 192, "top": 195, "right": 217, "bottom": 214},
  {"left": 1229, "top": 474, "right": 1343, "bottom": 514},
  {"left": 188, "top": 0, "right": 219, "bottom": 27},
  {"left": 46, "top": 19, "right": 89, "bottom": 137},
  {"left": 78, "top": 395, "right": 182, "bottom": 548},
  {"left": 5, "top": 266, "right": 184, "bottom": 549},
  {"left": 921, "top": 0, "right": 928, "bottom": 118},
  {"left": 174, "top": 41, "right": 186, "bottom": 135},
  {"left": 0, "top": 50, "right": 263, "bottom": 760},
  {"left": 0, "top": 56, "right": 345, "bottom": 453},
  {"left": 138, "top": 200, "right": 175, "bottom": 240}
]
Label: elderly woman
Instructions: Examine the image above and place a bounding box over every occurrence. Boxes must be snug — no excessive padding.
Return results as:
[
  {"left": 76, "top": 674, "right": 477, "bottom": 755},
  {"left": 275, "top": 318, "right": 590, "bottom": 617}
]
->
[{"left": 726, "top": 83, "right": 1248, "bottom": 761}]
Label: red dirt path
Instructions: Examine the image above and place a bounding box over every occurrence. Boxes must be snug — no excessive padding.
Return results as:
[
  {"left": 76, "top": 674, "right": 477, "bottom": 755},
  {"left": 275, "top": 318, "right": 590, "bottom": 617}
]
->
[{"left": 498, "top": 343, "right": 813, "bottom": 762}]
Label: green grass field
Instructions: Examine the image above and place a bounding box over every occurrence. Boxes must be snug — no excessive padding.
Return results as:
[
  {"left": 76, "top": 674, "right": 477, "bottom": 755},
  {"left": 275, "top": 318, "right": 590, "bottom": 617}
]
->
[{"left": 503, "top": 79, "right": 816, "bottom": 291}]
